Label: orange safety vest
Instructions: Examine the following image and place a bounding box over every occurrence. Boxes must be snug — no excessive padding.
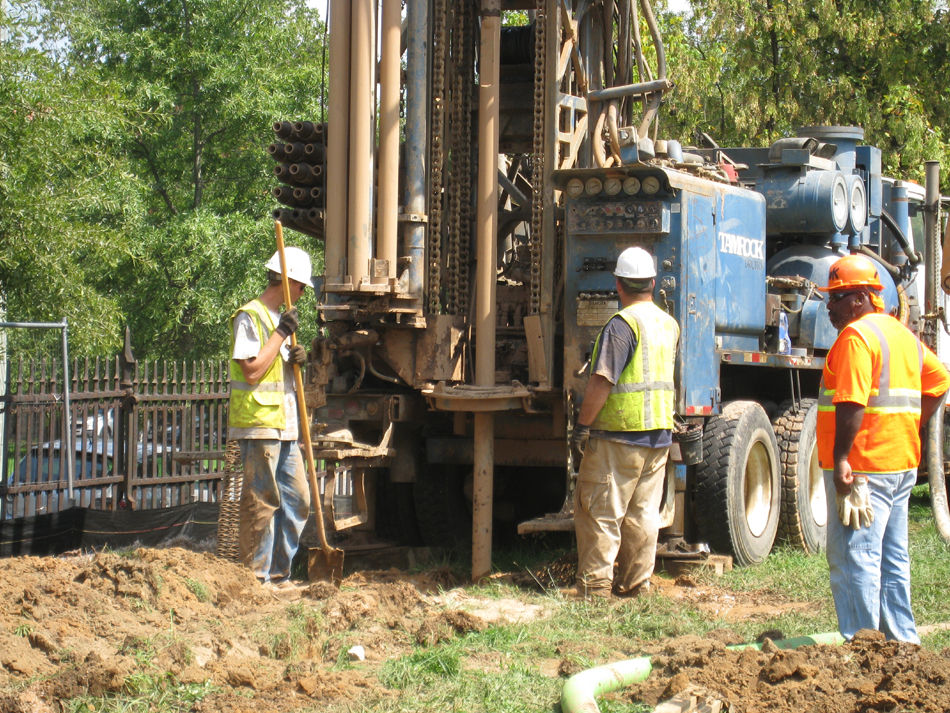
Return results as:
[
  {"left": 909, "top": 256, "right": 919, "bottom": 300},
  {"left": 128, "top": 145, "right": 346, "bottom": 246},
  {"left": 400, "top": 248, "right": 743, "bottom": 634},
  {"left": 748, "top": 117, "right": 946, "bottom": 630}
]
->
[{"left": 817, "top": 313, "right": 926, "bottom": 474}]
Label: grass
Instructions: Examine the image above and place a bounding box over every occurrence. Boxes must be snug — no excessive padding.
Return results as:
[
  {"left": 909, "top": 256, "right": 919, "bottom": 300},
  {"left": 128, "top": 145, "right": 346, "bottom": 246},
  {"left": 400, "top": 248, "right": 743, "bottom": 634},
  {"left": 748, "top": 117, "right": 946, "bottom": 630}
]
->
[{"left": 65, "top": 678, "right": 216, "bottom": 713}]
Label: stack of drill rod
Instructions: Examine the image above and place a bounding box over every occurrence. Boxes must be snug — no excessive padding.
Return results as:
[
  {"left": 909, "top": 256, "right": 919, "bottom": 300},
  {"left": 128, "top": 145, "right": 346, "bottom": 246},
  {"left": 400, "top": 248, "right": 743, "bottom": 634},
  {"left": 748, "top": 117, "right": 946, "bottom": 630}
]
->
[{"left": 268, "top": 120, "right": 326, "bottom": 240}]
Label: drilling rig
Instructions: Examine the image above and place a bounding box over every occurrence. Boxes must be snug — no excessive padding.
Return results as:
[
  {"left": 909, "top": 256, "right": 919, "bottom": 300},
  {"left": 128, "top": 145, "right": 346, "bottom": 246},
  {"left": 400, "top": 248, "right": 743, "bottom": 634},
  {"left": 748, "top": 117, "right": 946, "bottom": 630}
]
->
[{"left": 267, "top": 0, "right": 949, "bottom": 578}]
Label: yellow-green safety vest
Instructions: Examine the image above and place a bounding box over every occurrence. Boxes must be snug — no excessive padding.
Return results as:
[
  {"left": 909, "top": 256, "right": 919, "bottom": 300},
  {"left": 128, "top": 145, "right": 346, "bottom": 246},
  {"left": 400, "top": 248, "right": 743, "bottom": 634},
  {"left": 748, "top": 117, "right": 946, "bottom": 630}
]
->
[
  {"left": 590, "top": 301, "right": 679, "bottom": 432},
  {"left": 229, "top": 299, "right": 287, "bottom": 429}
]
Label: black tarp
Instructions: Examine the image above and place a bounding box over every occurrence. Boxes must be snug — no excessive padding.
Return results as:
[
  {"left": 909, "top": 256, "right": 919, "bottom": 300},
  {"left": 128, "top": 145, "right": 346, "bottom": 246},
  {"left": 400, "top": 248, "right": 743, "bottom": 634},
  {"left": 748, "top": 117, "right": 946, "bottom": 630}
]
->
[{"left": 0, "top": 503, "right": 220, "bottom": 558}]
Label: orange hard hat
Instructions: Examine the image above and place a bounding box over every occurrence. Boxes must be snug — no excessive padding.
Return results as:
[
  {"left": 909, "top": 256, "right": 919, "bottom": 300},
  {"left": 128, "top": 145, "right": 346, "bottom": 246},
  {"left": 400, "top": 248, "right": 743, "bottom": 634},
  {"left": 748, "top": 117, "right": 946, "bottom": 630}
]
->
[{"left": 817, "top": 254, "right": 884, "bottom": 292}]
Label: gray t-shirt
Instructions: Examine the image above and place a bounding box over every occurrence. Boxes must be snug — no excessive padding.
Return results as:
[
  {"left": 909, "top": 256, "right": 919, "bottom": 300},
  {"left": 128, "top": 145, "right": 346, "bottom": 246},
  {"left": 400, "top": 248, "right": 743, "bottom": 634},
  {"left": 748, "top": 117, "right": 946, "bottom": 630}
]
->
[
  {"left": 228, "top": 308, "right": 299, "bottom": 441},
  {"left": 589, "top": 314, "right": 672, "bottom": 448}
]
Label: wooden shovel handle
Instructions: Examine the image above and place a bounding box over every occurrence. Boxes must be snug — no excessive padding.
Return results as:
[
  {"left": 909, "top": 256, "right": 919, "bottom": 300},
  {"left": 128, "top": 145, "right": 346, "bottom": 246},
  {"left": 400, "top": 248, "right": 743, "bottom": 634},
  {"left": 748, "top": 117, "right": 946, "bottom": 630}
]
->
[{"left": 275, "top": 221, "right": 332, "bottom": 554}]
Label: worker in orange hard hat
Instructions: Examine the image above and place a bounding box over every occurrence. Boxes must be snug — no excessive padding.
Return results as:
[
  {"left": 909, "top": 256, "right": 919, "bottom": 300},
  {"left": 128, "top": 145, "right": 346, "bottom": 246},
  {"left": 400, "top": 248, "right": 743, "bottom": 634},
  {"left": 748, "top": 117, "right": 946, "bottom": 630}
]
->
[
  {"left": 816, "top": 253, "right": 950, "bottom": 642},
  {"left": 816, "top": 253, "right": 887, "bottom": 326}
]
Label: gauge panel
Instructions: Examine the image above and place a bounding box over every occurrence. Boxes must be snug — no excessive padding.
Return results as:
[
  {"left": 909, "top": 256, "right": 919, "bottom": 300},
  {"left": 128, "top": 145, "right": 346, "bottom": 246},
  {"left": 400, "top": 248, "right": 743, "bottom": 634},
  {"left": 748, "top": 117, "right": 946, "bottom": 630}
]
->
[{"left": 566, "top": 200, "right": 671, "bottom": 235}]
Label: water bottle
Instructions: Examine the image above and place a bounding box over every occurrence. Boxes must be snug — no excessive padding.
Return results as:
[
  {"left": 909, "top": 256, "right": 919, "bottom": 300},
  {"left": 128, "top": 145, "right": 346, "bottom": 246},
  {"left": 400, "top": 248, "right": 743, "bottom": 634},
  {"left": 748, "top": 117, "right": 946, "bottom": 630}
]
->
[{"left": 778, "top": 311, "right": 791, "bottom": 354}]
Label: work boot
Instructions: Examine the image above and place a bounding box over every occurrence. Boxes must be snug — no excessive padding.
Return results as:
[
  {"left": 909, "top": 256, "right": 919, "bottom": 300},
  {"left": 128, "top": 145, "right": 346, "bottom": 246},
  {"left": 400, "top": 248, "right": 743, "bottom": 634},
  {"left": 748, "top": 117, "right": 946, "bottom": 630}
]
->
[
  {"left": 613, "top": 580, "right": 651, "bottom": 599},
  {"left": 559, "top": 584, "right": 612, "bottom": 601}
]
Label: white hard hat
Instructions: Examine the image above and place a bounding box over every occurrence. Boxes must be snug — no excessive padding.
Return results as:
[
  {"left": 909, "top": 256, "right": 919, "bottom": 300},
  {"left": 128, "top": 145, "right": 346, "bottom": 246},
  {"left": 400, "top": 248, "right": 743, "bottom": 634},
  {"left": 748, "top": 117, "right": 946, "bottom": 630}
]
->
[
  {"left": 614, "top": 247, "right": 656, "bottom": 279},
  {"left": 265, "top": 247, "right": 313, "bottom": 286}
]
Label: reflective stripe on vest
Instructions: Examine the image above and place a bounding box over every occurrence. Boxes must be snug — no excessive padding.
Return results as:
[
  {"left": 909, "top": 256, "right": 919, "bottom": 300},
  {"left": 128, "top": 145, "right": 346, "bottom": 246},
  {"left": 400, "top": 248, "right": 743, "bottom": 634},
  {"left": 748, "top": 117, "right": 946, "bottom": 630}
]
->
[
  {"left": 590, "top": 302, "right": 678, "bottom": 432},
  {"left": 818, "top": 319, "right": 924, "bottom": 417},
  {"left": 228, "top": 299, "right": 287, "bottom": 429},
  {"left": 816, "top": 313, "right": 929, "bottom": 473}
]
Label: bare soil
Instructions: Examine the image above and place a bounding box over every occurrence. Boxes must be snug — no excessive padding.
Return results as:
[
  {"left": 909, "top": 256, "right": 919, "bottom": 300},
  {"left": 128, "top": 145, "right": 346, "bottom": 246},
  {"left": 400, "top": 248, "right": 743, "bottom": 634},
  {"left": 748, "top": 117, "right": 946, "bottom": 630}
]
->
[{"left": 0, "top": 546, "right": 947, "bottom": 712}]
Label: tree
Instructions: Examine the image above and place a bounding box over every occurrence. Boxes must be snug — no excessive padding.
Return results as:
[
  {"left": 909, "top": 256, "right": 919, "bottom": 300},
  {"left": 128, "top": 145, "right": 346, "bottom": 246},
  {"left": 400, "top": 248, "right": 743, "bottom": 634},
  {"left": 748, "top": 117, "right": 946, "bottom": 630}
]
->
[
  {"left": 0, "top": 2, "right": 146, "bottom": 358},
  {"left": 660, "top": 0, "right": 950, "bottom": 188},
  {"left": 41, "top": 0, "right": 328, "bottom": 359}
]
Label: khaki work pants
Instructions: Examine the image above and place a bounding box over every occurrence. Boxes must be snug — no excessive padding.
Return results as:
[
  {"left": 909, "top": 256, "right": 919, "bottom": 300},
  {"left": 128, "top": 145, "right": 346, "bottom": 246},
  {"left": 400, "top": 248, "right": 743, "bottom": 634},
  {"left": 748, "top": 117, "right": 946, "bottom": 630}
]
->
[{"left": 574, "top": 437, "right": 669, "bottom": 595}]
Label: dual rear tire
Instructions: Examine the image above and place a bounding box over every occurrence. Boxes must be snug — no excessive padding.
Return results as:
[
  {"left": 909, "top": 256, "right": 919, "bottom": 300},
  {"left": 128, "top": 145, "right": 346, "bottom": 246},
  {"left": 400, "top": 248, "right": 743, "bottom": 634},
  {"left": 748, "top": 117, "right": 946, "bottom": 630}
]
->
[
  {"left": 692, "top": 399, "right": 826, "bottom": 566},
  {"left": 693, "top": 401, "right": 781, "bottom": 567}
]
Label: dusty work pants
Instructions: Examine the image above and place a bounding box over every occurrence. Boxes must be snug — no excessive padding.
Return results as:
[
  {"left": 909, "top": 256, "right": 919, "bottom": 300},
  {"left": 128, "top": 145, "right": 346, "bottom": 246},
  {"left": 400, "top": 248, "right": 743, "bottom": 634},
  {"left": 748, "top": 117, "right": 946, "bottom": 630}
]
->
[
  {"left": 239, "top": 439, "right": 310, "bottom": 583},
  {"left": 574, "top": 437, "right": 669, "bottom": 595},
  {"left": 824, "top": 468, "right": 918, "bottom": 643}
]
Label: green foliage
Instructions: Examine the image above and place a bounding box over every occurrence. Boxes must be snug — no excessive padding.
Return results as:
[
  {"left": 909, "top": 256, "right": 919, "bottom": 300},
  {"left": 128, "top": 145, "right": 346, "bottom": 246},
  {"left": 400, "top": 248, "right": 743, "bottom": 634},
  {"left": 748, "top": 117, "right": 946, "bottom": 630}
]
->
[
  {"left": 1, "top": 0, "right": 327, "bottom": 361},
  {"left": 0, "top": 2, "right": 145, "bottom": 357},
  {"left": 65, "top": 677, "right": 216, "bottom": 713},
  {"left": 660, "top": 0, "right": 950, "bottom": 189}
]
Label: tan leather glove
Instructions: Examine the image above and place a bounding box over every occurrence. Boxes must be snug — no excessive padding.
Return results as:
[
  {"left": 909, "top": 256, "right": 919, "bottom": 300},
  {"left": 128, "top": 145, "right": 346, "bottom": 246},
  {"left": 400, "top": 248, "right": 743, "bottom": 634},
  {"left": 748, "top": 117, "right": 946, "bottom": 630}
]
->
[{"left": 836, "top": 475, "right": 875, "bottom": 530}]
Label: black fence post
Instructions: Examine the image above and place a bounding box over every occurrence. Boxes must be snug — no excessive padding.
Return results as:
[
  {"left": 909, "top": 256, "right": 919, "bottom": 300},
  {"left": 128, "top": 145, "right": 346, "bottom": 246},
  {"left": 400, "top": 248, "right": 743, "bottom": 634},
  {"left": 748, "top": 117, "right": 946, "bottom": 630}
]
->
[{"left": 117, "top": 328, "right": 137, "bottom": 509}]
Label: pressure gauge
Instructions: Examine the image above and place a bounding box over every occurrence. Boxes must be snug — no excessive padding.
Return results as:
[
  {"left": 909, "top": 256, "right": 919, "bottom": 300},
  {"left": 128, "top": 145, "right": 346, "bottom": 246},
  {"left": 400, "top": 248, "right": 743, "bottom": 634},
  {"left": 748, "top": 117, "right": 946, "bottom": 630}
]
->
[
  {"left": 831, "top": 175, "right": 849, "bottom": 232},
  {"left": 623, "top": 177, "right": 641, "bottom": 195},
  {"left": 567, "top": 178, "right": 584, "bottom": 197},
  {"left": 585, "top": 177, "right": 603, "bottom": 196},
  {"left": 604, "top": 178, "right": 622, "bottom": 196},
  {"left": 642, "top": 176, "right": 661, "bottom": 195},
  {"left": 847, "top": 176, "right": 868, "bottom": 234}
]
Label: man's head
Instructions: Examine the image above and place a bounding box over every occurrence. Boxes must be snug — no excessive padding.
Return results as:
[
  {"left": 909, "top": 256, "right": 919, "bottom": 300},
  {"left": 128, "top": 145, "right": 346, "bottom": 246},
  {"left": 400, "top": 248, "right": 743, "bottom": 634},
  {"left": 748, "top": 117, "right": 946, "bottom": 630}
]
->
[
  {"left": 264, "top": 247, "right": 313, "bottom": 303},
  {"left": 614, "top": 247, "right": 656, "bottom": 300},
  {"left": 818, "top": 254, "right": 885, "bottom": 331}
]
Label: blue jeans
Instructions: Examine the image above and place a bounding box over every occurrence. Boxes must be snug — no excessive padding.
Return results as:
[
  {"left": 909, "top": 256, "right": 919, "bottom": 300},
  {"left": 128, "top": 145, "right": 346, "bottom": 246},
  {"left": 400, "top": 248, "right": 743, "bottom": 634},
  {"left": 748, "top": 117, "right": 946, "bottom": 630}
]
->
[
  {"left": 823, "top": 468, "right": 918, "bottom": 643},
  {"left": 238, "top": 440, "right": 310, "bottom": 582}
]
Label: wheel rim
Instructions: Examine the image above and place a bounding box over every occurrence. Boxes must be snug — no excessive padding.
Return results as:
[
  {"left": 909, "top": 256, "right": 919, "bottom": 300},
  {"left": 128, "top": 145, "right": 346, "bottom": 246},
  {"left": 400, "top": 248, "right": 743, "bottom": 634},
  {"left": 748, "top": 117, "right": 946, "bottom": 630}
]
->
[
  {"left": 807, "top": 442, "right": 827, "bottom": 528},
  {"left": 745, "top": 439, "right": 773, "bottom": 538}
]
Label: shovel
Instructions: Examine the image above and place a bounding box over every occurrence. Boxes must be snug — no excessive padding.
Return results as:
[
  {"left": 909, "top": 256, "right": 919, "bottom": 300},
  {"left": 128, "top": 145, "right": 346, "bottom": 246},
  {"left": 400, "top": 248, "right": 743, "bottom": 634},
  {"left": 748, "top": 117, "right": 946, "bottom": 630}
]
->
[{"left": 275, "top": 221, "right": 344, "bottom": 587}]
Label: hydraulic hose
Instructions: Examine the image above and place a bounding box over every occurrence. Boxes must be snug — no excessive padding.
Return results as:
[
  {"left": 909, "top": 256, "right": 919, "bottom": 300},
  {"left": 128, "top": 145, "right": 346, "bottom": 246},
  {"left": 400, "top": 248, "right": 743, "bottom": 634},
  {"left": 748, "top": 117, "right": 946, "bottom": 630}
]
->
[
  {"left": 881, "top": 209, "right": 923, "bottom": 266},
  {"left": 560, "top": 632, "right": 845, "bottom": 713},
  {"left": 927, "top": 397, "right": 950, "bottom": 545}
]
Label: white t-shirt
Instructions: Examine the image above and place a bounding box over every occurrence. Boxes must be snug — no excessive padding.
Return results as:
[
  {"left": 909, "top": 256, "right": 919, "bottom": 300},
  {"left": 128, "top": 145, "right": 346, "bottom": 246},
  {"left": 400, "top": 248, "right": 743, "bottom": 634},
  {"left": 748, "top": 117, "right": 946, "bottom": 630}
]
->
[{"left": 229, "top": 307, "right": 299, "bottom": 441}]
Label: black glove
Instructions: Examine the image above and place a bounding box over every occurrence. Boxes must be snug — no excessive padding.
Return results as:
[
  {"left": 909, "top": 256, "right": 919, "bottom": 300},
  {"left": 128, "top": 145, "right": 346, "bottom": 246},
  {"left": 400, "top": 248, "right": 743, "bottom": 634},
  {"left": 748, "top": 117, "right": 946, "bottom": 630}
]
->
[
  {"left": 288, "top": 344, "right": 307, "bottom": 366},
  {"left": 274, "top": 308, "right": 299, "bottom": 339},
  {"left": 571, "top": 424, "right": 590, "bottom": 465}
]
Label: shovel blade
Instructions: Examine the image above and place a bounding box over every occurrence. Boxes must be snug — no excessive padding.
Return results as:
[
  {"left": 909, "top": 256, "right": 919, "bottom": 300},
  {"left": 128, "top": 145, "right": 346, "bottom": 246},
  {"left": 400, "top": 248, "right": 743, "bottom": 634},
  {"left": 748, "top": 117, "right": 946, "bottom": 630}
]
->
[{"left": 308, "top": 547, "right": 344, "bottom": 587}]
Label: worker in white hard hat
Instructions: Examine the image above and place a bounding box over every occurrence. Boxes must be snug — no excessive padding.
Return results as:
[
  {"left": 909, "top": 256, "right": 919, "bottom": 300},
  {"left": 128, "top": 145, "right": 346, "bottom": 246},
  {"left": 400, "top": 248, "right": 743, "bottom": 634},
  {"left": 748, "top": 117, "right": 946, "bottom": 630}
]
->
[
  {"left": 228, "top": 246, "right": 313, "bottom": 599},
  {"left": 569, "top": 246, "right": 680, "bottom": 600}
]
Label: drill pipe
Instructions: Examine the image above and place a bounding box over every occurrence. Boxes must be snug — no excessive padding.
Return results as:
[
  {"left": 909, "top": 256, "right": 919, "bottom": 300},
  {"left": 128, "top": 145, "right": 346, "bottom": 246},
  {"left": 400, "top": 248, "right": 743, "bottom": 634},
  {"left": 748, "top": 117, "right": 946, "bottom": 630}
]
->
[
  {"left": 282, "top": 142, "right": 309, "bottom": 163},
  {"left": 273, "top": 186, "right": 297, "bottom": 207},
  {"left": 304, "top": 143, "right": 327, "bottom": 162},
  {"left": 293, "top": 121, "right": 323, "bottom": 142},
  {"left": 273, "top": 121, "right": 295, "bottom": 140},
  {"left": 293, "top": 186, "right": 324, "bottom": 206},
  {"left": 289, "top": 163, "right": 324, "bottom": 185}
]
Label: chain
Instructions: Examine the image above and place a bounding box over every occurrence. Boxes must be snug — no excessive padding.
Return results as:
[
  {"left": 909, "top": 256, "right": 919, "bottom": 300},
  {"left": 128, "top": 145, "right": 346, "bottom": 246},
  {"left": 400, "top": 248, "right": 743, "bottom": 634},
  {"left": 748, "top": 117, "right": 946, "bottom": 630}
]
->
[
  {"left": 427, "top": 0, "right": 448, "bottom": 315},
  {"left": 456, "top": 7, "right": 473, "bottom": 318},
  {"left": 529, "top": 0, "right": 546, "bottom": 315},
  {"left": 447, "top": 0, "right": 474, "bottom": 316}
]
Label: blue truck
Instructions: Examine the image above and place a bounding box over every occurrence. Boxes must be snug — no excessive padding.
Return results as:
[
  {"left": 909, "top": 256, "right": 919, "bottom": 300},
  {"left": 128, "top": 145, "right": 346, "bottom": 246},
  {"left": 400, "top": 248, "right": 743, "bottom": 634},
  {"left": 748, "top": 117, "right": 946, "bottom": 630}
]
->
[{"left": 271, "top": 0, "right": 949, "bottom": 576}]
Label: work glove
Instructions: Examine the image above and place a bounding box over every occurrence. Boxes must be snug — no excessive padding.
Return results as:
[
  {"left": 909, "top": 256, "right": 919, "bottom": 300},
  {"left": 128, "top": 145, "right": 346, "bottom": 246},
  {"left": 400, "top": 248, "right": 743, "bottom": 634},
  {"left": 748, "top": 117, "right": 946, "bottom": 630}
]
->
[
  {"left": 288, "top": 344, "right": 307, "bottom": 367},
  {"left": 570, "top": 424, "right": 590, "bottom": 467},
  {"left": 836, "top": 475, "right": 875, "bottom": 530},
  {"left": 274, "top": 308, "right": 299, "bottom": 339}
]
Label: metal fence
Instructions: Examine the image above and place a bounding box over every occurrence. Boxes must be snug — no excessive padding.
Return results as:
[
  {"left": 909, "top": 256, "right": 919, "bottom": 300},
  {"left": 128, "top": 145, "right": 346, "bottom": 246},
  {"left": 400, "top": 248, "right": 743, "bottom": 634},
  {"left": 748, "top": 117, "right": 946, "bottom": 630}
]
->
[{"left": 1, "top": 344, "right": 230, "bottom": 520}]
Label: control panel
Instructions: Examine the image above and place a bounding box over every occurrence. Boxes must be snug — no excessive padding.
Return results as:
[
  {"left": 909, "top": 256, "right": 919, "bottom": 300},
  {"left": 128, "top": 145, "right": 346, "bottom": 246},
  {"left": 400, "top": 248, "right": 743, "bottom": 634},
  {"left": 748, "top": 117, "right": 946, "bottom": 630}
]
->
[{"left": 567, "top": 200, "right": 671, "bottom": 235}]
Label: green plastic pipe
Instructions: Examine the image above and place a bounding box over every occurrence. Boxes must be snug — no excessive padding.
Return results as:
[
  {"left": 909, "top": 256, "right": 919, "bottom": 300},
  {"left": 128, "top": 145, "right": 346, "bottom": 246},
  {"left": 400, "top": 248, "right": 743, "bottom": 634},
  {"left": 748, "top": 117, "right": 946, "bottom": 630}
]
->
[{"left": 560, "top": 632, "right": 845, "bottom": 713}]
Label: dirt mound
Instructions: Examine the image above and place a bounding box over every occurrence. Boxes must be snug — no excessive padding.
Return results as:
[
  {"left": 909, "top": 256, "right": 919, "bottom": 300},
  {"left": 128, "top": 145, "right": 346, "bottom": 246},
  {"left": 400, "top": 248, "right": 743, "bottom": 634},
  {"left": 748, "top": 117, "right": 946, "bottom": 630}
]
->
[
  {"left": 630, "top": 629, "right": 950, "bottom": 712},
  {"left": 0, "top": 549, "right": 486, "bottom": 711}
]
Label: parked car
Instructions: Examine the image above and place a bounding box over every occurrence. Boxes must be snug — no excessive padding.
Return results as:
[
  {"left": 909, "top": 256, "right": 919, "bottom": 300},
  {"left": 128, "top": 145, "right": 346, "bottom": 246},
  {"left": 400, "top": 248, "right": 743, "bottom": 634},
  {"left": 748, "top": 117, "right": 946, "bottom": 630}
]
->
[{"left": 4, "top": 439, "right": 167, "bottom": 519}]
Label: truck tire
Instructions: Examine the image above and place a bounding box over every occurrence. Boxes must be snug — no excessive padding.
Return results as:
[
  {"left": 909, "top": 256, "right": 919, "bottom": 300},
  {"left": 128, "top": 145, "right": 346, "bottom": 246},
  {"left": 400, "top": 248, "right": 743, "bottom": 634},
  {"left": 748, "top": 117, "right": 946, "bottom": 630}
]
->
[
  {"left": 693, "top": 401, "right": 781, "bottom": 566},
  {"left": 413, "top": 465, "right": 472, "bottom": 548},
  {"left": 772, "top": 399, "right": 826, "bottom": 554}
]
